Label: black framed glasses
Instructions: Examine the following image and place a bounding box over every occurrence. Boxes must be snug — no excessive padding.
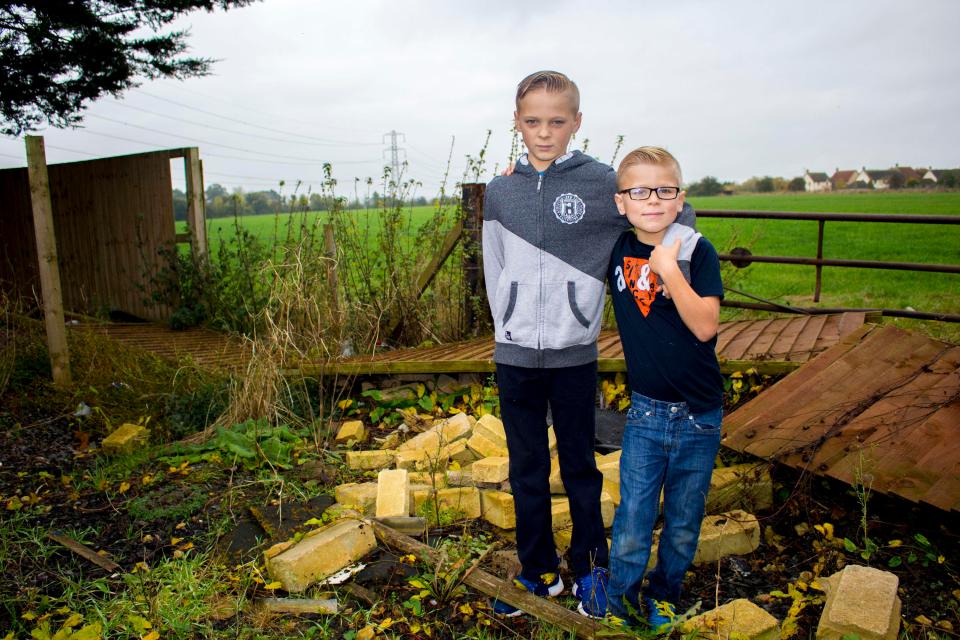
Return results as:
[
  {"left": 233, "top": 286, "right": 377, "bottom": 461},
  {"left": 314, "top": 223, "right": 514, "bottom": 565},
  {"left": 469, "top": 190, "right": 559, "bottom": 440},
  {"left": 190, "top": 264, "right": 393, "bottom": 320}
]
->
[{"left": 617, "top": 186, "right": 680, "bottom": 201}]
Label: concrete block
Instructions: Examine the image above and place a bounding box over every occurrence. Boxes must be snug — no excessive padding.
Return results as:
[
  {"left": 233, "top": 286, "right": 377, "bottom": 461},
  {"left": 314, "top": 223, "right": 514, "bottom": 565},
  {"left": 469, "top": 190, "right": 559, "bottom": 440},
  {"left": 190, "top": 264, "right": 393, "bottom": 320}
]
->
[
  {"left": 412, "top": 487, "right": 482, "bottom": 521},
  {"left": 472, "top": 456, "right": 510, "bottom": 484},
  {"left": 481, "top": 490, "right": 516, "bottom": 530},
  {"left": 474, "top": 414, "right": 506, "bottom": 447},
  {"left": 547, "top": 426, "right": 557, "bottom": 456},
  {"left": 597, "top": 459, "right": 621, "bottom": 506},
  {"left": 816, "top": 565, "right": 901, "bottom": 640},
  {"left": 345, "top": 450, "right": 395, "bottom": 471},
  {"left": 409, "top": 471, "right": 447, "bottom": 489},
  {"left": 551, "top": 491, "right": 615, "bottom": 531},
  {"left": 705, "top": 464, "right": 773, "bottom": 515},
  {"left": 376, "top": 469, "right": 411, "bottom": 518},
  {"left": 554, "top": 527, "right": 572, "bottom": 553},
  {"left": 437, "top": 438, "right": 478, "bottom": 466},
  {"left": 693, "top": 510, "right": 760, "bottom": 565},
  {"left": 397, "top": 412, "right": 471, "bottom": 453},
  {"left": 334, "top": 420, "right": 366, "bottom": 445},
  {"left": 395, "top": 449, "right": 429, "bottom": 470},
  {"left": 467, "top": 431, "right": 509, "bottom": 459},
  {"left": 101, "top": 423, "right": 150, "bottom": 454},
  {"left": 681, "top": 598, "right": 780, "bottom": 640},
  {"left": 265, "top": 519, "right": 377, "bottom": 592},
  {"left": 334, "top": 482, "right": 378, "bottom": 514},
  {"left": 598, "top": 449, "right": 621, "bottom": 466},
  {"left": 548, "top": 456, "right": 565, "bottom": 494}
]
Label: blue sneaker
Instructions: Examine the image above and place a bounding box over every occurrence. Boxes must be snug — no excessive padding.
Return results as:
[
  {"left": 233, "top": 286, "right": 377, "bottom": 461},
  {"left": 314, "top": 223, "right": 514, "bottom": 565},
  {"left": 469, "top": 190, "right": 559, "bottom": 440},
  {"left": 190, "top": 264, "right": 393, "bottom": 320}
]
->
[
  {"left": 492, "top": 572, "right": 564, "bottom": 617},
  {"left": 572, "top": 566, "right": 608, "bottom": 618},
  {"left": 644, "top": 597, "right": 677, "bottom": 632}
]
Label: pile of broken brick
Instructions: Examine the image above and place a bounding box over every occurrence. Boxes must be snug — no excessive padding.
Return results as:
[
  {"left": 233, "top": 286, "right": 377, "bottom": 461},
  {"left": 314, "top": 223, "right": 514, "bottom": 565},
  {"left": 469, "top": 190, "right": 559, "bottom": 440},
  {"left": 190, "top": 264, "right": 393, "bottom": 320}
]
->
[{"left": 262, "top": 410, "right": 904, "bottom": 640}]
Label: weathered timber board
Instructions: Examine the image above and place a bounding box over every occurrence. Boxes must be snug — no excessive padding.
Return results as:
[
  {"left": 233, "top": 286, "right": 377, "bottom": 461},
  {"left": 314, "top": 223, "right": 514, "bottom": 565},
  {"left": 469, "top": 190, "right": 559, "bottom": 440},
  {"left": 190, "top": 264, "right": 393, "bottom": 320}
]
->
[{"left": 723, "top": 324, "right": 960, "bottom": 513}]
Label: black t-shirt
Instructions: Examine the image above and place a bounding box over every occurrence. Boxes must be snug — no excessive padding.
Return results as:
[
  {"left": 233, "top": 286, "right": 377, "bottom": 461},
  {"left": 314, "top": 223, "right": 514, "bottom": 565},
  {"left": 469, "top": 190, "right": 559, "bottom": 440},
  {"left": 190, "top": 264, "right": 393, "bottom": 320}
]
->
[{"left": 607, "top": 230, "right": 725, "bottom": 413}]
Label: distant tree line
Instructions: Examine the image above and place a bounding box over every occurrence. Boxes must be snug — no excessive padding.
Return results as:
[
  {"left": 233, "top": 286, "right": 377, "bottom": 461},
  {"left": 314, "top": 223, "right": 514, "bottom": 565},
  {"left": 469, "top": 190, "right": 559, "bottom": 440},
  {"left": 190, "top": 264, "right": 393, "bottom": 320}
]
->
[{"left": 172, "top": 184, "right": 432, "bottom": 220}]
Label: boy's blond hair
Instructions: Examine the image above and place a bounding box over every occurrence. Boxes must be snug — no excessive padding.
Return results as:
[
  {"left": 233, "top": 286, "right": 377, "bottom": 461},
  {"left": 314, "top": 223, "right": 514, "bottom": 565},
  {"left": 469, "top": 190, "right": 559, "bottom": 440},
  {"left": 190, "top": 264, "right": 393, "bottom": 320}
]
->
[
  {"left": 617, "top": 146, "right": 683, "bottom": 187},
  {"left": 515, "top": 70, "right": 580, "bottom": 112}
]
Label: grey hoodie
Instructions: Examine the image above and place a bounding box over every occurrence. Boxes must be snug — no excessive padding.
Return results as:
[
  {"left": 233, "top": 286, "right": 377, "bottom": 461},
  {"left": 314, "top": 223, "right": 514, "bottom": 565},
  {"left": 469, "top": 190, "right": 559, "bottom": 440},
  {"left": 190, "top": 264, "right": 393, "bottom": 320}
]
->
[{"left": 482, "top": 150, "right": 699, "bottom": 368}]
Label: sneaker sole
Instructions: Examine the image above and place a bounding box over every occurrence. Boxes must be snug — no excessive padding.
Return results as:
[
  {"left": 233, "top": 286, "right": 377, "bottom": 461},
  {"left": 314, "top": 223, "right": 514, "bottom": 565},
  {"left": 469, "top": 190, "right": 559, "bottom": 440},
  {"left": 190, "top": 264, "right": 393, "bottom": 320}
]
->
[{"left": 572, "top": 582, "right": 606, "bottom": 619}]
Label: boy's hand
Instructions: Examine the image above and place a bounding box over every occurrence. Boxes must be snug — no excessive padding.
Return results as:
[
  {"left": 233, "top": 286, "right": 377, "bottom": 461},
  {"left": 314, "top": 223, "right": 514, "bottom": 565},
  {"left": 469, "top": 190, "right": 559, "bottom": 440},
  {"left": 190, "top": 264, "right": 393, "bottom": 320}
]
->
[
  {"left": 650, "top": 239, "right": 681, "bottom": 280},
  {"left": 501, "top": 163, "right": 515, "bottom": 177}
]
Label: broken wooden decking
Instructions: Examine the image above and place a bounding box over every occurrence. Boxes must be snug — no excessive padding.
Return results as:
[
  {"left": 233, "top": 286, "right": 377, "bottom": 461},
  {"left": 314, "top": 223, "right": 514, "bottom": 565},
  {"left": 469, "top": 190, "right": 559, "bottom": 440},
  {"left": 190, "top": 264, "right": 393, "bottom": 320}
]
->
[
  {"left": 75, "top": 322, "right": 250, "bottom": 370},
  {"left": 306, "top": 312, "right": 872, "bottom": 377},
  {"left": 723, "top": 323, "right": 960, "bottom": 513}
]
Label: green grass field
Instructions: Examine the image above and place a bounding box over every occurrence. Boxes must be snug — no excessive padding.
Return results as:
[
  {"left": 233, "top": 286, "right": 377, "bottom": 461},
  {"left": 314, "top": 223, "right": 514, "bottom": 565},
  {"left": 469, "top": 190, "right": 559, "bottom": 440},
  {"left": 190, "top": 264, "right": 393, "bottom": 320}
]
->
[{"left": 186, "top": 192, "right": 960, "bottom": 340}]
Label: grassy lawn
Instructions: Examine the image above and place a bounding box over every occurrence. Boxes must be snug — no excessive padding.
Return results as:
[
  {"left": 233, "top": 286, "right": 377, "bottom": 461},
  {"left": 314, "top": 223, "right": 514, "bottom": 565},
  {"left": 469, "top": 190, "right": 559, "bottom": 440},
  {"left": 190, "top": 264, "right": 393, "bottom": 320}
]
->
[
  {"left": 686, "top": 192, "right": 960, "bottom": 341},
  {"left": 181, "top": 192, "right": 960, "bottom": 341}
]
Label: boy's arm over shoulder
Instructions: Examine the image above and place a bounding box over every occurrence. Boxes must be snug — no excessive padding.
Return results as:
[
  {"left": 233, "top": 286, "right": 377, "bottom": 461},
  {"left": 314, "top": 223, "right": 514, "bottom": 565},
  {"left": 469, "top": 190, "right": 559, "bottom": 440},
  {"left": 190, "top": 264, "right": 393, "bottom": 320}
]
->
[{"left": 649, "top": 235, "right": 721, "bottom": 342}]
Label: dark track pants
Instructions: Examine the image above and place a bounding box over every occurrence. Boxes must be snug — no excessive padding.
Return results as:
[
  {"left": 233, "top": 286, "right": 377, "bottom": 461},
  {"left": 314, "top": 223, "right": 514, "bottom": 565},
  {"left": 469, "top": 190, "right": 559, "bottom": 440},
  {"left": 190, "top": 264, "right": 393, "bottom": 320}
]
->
[{"left": 496, "top": 361, "right": 608, "bottom": 580}]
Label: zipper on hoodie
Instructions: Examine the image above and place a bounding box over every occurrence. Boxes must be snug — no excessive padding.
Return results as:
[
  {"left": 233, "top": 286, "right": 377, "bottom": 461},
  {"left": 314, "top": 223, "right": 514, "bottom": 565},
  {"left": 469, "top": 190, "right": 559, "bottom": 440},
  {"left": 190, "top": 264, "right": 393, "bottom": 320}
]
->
[{"left": 537, "top": 170, "right": 545, "bottom": 366}]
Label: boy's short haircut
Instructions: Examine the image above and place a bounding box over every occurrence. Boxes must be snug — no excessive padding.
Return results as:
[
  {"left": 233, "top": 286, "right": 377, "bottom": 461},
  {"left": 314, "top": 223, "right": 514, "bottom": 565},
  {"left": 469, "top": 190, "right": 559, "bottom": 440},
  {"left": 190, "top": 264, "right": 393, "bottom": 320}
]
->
[
  {"left": 515, "top": 70, "right": 580, "bottom": 112},
  {"left": 617, "top": 146, "right": 683, "bottom": 187}
]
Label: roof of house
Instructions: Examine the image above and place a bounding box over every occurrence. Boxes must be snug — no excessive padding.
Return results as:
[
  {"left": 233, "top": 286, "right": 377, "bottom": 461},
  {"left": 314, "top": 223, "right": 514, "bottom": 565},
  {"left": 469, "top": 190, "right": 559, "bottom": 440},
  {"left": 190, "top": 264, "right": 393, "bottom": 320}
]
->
[
  {"left": 831, "top": 170, "right": 857, "bottom": 182},
  {"left": 806, "top": 172, "right": 830, "bottom": 182},
  {"left": 863, "top": 169, "right": 895, "bottom": 180}
]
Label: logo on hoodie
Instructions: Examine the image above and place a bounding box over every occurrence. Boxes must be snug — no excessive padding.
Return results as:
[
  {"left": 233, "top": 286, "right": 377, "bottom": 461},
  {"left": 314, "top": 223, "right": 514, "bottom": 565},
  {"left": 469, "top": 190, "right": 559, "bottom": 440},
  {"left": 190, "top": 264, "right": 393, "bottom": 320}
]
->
[{"left": 553, "top": 193, "right": 585, "bottom": 224}]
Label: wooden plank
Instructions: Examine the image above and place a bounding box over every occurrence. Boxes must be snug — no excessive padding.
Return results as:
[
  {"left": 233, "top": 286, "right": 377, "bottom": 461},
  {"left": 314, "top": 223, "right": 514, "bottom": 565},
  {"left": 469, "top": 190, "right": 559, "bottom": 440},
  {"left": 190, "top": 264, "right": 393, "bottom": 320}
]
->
[
  {"left": 714, "top": 320, "right": 749, "bottom": 355},
  {"left": 765, "top": 315, "right": 811, "bottom": 361},
  {"left": 26, "top": 136, "right": 72, "bottom": 386},
  {"left": 836, "top": 311, "right": 866, "bottom": 339},
  {"left": 807, "top": 346, "right": 960, "bottom": 483},
  {"left": 742, "top": 316, "right": 792, "bottom": 360},
  {"left": 725, "top": 318, "right": 775, "bottom": 360},
  {"left": 715, "top": 320, "right": 754, "bottom": 359},
  {"left": 184, "top": 147, "right": 207, "bottom": 262},
  {"left": 367, "top": 519, "right": 621, "bottom": 639},
  {"left": 787, "top": 314, "right": 829, "bottom": 360},
  {"left": 920, "top": 465, "right": 960, "bottom": 513},
  {"left": 738, "top": 329, "right": 943, "bottom": 460},
  {"left": 723, "top": 323, "right": 877, "bottom": 450},
  {"left": 48, "top": 531, "right": 120, "bottom": 572}
]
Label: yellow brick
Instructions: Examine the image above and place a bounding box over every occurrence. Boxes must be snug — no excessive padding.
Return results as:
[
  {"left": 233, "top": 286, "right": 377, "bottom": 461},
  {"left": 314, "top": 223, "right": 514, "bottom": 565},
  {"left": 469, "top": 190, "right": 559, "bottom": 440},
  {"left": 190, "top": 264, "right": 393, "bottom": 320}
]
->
[
  {"left": 412, "top": 487, "right": 482, "bottom": 520},
  {"left": 334, "top": 482, "right": 378, "bottom": 514},
  {"left": 681, "top": 598, "right": 780, "bottom": 640},
  {"left": 395, "top": 449, "right": 429, "bottom": 470},
  {"left": 376, "top": 469, "right": 411, "bottom": 518},
  {"left": 101, "top": 423, "right": 150, "bottom": 455},
  {"left": 266, "top": 519, "right": 377, "bottom": 592},
  {"left": 335, "top": 420, "right": 367, "bottom": 445},
  {"left": 706, "top": 463, "right": 773, "bottom": 515},
  {"left": 693, "top": 510, "right": 760, "bottom": 565},
  {"left": 481, "top": 490, "right": 516, "bottom": 529},
  {"left": 345, "top": 450, "right": 396, "bottom": 471},
  {"left": 548, "top": 456, "right": 565, "bottom": 494},
  {"left": 472, "top": 456, "right": 510, "bottom": 484},
  {"left": 437, "top": 438, "right": 479, "bottom": 466},
  {"left": 550, "top": 491, "right": 615, "bottom": 531},
  {"left": 474, "top": 414, "right": 506, "bottom": 447},
  {"left": 408, "top": 472, "right": 447, "bottom": 489},
  {"left": 467, "top": 431, "right": 509, "bottom": 459},
  {"left": 397, "top": 412, "right": 472, "bottom": 453}
]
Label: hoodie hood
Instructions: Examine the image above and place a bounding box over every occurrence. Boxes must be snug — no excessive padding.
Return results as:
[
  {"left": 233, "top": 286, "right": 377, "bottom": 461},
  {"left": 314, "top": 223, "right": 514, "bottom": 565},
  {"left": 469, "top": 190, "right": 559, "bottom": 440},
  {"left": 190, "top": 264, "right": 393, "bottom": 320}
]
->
[{"left": 512, "top": 149, "right": 594, "bottom": 175}]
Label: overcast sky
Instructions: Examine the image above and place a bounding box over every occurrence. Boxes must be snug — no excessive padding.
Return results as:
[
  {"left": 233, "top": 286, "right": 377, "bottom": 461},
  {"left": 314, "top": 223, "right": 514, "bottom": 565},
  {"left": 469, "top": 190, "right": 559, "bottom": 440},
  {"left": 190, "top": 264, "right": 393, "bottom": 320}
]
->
[{"left": 1, "top": 0, "right": 958, "bottom": 199}]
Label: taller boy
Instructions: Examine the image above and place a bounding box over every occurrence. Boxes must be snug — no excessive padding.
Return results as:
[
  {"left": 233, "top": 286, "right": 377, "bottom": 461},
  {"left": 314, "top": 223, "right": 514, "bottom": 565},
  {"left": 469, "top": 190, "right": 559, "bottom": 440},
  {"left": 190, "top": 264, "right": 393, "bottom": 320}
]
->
[{"left": 482, "top": 71, "right": 693, "bottom": 618}]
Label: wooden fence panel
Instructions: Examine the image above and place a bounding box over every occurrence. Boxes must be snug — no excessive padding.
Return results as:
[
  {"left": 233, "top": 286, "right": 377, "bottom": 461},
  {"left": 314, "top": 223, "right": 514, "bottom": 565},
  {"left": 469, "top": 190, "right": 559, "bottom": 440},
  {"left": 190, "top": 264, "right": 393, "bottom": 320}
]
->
[{"left": 0, "top": 150, "right": 186, "bottom": 321}]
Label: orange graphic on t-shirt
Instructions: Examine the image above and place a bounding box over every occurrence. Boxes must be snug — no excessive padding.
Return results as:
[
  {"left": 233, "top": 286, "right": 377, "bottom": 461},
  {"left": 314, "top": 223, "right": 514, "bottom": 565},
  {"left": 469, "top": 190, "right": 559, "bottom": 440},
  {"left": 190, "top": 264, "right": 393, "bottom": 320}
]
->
[{"left": 623, "top": 256, "right": 658, "bottom": 317}]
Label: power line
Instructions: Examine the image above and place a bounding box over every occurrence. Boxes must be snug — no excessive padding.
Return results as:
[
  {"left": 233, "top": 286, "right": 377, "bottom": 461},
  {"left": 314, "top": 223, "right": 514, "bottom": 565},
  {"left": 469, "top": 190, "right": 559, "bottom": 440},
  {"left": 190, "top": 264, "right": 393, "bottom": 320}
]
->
[
  {"left": 134, "top": 89, "right": 382, "bottom": 147},
  {"left": 157, "top": 82, "right": 383, "bottom": 138},
  {"left": 382, "top": 130, "right": 406, "bottom": 190},
  {"left": 107, "top": 101, "right": 378, "bottom": 149}
]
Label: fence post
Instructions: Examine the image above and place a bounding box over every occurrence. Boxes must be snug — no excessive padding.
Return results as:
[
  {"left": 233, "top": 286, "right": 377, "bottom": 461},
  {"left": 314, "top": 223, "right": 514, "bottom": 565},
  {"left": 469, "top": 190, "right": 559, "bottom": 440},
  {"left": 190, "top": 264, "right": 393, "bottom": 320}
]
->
[
  {"left": 184, "top": 147, "right": 208, "bottom": 262},
  {"left": 814, "top": 220, "right": 825, "bottom": 301},
  {"left": 461, "top": 183, "right": 487, "bottom": 336},
  {"left": 25, "top": 135, "right": 72, "bottom": 386},
  {"left": 323, "top": 223, "right": 340, "bottom": 319}
]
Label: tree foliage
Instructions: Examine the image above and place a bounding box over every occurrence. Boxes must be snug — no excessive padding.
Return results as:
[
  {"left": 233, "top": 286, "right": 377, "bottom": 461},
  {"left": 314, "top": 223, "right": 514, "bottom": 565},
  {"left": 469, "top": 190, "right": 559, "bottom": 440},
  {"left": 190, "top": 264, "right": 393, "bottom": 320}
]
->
[
  {"left": 0, "top": 1, "right": 257, "bottom": 135},
  {"left": 686, "top": 175, "right": 723, "bottom": 197}
]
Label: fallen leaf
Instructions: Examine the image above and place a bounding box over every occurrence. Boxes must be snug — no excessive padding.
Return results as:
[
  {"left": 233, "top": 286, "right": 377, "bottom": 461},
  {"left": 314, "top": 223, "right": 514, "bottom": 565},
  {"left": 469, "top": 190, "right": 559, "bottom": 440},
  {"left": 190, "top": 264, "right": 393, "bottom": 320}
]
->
[
  {"left": 143, "top": 631, "right": 160, "bottom": 640},
  {"left": 119, "top": 481, "right": 131, "bottom": 494},
  {"left": 356, "top": 624, "right": 377, "bottom": 640},
  {"left": 264, "top": 581, "right": 282, "bottom": 590}
]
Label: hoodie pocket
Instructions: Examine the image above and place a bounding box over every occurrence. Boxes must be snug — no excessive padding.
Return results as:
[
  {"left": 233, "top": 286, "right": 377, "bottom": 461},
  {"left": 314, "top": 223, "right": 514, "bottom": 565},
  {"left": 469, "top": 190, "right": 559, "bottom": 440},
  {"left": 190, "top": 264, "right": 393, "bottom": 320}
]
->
[
  {"left": 542, "top": 279, "right": 602, "bottom": 348},
  {"left": 497, "top": 281, "right": 537, "bottom": 346}
]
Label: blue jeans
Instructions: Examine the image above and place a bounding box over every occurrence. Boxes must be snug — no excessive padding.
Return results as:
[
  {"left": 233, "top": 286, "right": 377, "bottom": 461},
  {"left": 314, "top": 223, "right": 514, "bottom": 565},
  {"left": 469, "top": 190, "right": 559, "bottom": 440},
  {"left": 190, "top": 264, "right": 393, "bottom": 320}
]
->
[{"left": 608, "top": 392, "right": 722, "bottom": 617}]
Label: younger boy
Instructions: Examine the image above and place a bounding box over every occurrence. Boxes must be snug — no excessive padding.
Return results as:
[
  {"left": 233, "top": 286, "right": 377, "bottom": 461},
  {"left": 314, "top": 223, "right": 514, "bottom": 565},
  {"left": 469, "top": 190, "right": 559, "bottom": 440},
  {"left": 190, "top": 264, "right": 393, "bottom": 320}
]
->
[{"left": 605, "top": 147, "right": 724, "bottom": 630}]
